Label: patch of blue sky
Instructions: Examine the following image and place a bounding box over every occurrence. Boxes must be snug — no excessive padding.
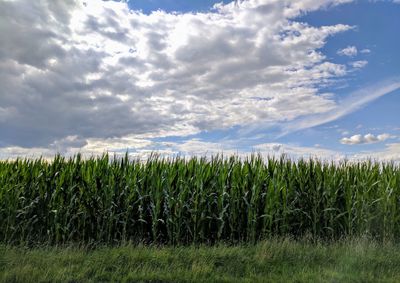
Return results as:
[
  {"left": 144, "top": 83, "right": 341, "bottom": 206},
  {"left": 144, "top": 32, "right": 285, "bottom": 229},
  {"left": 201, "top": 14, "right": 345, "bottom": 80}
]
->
[
  {"left": 335, "top": 90, "right": 400, "bottom": 131},
  {"left": 280, "top": 1, "right": 399, "bottom": 152},
  {"left": 127, "top": 0, "right": 235, "bottom": 14},
  {"left": 298, "top": 1, "right": 400, "bottom": 92}
]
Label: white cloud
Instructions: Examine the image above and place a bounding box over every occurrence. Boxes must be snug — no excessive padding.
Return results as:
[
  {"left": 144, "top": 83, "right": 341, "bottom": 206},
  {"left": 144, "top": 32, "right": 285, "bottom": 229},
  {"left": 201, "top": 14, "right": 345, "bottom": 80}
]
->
[
  {"left": 0, "top": 135, "right": 154, "bottom": 159},
  {"left": 278, "top": 79, "right": 400, "bottom": 136},
  {"left": 337, "top": 45, "right": 358, "bottom": 57},
  {"left": 369, "top": 0, "right": 400, "bottom": 4},
  {"left": 146, "top": 140, "right": 400, "bottom": 163},
  {"left": 360, "top": 48, "right": 371, "bottom": 54},
  {"left": 350, "top": 60, "right": 368, "bottom": 68},
  {"left": 147, "top": 140, "right": 344, "bottom": 161},
  {"left": 2, "top": 136, "right": 400, "bottom": 164},
  {"left": 353, "top": 143, "right": 400, "bottom": 162},
  {"left": 253, "top": 143, "right": 344, "bottom": 160},
  {"left": 0, "top": 0, "right": 354, "bottom": 155},
  {"left": 137, "top": 140, "right": 400, "bottom": 163},
  {"left": 340, "top": 133, "right": 393, "bottom": 145}
]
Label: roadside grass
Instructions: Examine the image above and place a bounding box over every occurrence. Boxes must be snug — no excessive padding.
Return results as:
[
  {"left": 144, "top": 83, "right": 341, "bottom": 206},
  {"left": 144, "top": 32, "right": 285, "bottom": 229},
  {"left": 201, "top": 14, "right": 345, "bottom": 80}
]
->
[{"left": 1, "top": 238, "right": 400, "bottom": 283}]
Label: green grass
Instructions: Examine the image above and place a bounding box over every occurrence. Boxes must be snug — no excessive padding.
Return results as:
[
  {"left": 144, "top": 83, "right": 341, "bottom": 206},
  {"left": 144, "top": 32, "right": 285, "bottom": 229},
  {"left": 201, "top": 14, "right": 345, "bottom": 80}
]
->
[
  {"left": 1, "top": 154, "right": 400, "bottom": 245},
  {"left": 1, "top": 238, "right": 400, "bottom": 282}
]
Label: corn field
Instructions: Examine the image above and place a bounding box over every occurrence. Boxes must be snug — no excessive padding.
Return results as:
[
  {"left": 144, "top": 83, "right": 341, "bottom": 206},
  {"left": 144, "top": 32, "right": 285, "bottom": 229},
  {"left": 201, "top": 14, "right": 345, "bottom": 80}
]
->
[{"left": 0, "top": 154, "right": 399, "bottom": 245}]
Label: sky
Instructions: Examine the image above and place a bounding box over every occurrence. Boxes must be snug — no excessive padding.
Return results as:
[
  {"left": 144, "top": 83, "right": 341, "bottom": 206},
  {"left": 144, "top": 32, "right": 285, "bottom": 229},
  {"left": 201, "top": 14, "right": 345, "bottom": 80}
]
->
[{"left": 0, "top": 0, "right": 399, "bottom": 161}]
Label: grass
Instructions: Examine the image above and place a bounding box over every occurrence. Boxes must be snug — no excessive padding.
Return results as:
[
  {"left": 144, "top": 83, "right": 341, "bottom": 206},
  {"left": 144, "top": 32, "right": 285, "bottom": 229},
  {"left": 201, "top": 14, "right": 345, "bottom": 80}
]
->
[
  {"left": 1, "top": 238, "right": 400, "bottom": 282},
  {"left": 1, "top": 154, "right": 400, "bottom": 245}
]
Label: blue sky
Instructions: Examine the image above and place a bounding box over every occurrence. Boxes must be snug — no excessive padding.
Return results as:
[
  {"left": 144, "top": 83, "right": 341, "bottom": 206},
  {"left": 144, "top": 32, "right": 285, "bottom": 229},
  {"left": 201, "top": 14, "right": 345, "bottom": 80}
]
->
[
  {"left": 0, "top": 0, "right": 399, "bottom": 160},
  {"left": 128, "top": 0, "right": 235, "bottom": 14}
]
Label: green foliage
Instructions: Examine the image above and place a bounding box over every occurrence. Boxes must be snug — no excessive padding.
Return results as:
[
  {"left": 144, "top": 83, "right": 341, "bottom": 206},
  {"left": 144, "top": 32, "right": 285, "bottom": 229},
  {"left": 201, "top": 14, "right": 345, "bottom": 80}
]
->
[
  {"left": 2, "top": 239, "right": 400, "bottom": 282},
  {"left": 0, "top": 153, "right": 399, "bottom": 245}
]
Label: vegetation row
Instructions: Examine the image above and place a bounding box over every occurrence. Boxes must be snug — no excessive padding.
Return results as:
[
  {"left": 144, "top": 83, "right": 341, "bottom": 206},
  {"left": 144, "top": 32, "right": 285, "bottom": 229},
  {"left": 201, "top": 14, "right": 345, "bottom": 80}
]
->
[{"left": 1, "top": 154, "right": 399, "bottom": 245}]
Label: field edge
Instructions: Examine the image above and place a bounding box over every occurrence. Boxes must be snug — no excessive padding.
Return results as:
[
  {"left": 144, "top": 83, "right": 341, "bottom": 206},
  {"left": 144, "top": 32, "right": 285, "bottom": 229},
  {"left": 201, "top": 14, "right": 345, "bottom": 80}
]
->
[{"left": 1, "top": 238, "right": 400, "bottom": 283}]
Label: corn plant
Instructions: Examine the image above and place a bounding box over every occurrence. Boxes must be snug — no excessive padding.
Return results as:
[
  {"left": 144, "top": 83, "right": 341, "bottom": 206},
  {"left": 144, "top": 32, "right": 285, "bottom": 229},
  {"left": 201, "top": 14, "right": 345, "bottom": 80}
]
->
[{"left": 0, "top": 154, "right": 399, "bottom": 245}]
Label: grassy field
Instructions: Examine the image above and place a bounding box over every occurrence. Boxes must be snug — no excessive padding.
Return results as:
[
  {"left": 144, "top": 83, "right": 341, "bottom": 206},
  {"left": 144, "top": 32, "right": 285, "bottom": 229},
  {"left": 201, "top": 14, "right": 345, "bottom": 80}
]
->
[{"left": 1, "top": 238, "right": 400, "bottom": 282}]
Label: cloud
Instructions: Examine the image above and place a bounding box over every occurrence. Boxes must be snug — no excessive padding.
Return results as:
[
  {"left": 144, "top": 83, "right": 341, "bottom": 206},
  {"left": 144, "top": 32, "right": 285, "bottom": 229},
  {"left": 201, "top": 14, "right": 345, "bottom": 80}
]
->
[
  {"left": 2, "top": 136, "right": 400, "bottom": 163},
  {"left": 126, "top": 139, "right": 400, "bottom": 163},
  {"left": 253, "top": 143, "right": 344, "bottom": 160},
  {"left": 350, "top": 60, "right": 368, "bottom": 68},
  {"left": 340, "top": 133, "right": 392, "bottom": 145},
  {"left": 360, "top": 48, "right": 371, "bottom": 54},
  {"left": 352, "top": 143, "right": 400, "bottom": 162},
  {"left": 0, "top": 135, "right": 154, "bottom": 159},
  {"left": 0, "top": 0, "right": 354, "bottom": 154},
  {"left": 370, "top": 0, "right": 400, "bottom": 4},
  {"left": 279, "top": 79, "right": 400, "bottom": 136},
  {"left": 337, "top": 46, "right": 358, "bottom": 57},
  {"left": 145, "top": 139, "right": 344, "bottom": 161},
  {"left": 138, "top": 140, "right": 400, "bottom": 163}
]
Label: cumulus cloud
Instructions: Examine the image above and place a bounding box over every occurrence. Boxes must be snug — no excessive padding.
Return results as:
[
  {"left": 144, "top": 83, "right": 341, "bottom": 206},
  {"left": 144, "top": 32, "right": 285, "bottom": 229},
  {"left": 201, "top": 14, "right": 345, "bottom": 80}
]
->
[
  {"left": 253, "top": 143, "right": 343, "bottom": 160},
  {"left": 147, "top": 140, "right": 400, "bottom": 163},
  {"left": 337, "top": 46, "right": 358, "bottom": 57},
  {"left": 0, "top": 0, "right": 355, "bottom": 155},
  {"left": 340, "top": 133, "right": 392, "bottom": 145},
  {"left": 0, "top": 135, "right": 154, "bottom": 160},
  {"left": 352, "top": 143, "right": 400, "bottom": 162},
  {"left": 2, "top": 136, "right": 400, "bottom": 163},
  {"left": 350, "top": 60, "right": 368, "bottom": 68},
  {"left": 144, "top": 140, "right": 344, "bottom": 161},
  {"left": 140, "top": 140, "right": 400, "bottom": 163}
]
